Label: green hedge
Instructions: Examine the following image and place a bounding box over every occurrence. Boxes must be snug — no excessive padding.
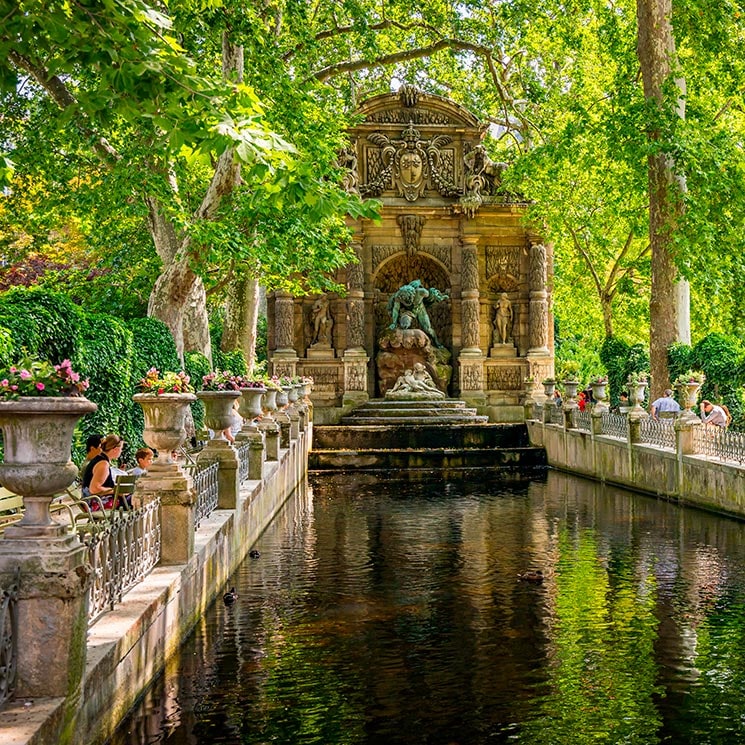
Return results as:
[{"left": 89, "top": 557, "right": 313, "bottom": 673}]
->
[{"left": 185, "top": 351, "right": 211, "bottom": 432}]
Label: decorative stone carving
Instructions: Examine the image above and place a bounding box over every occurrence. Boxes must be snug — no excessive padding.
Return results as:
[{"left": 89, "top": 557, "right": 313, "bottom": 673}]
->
[
  {"left": 486, "top": 246, "right": 521, "bottom": 291},
  {"left": 371, "top": 244, "right": 400, "bottom": 269},
  {"left": 487, "top": 366, "right": 523, "bottom": 391},
  {"left": 426, "top": 243, "right": 452, "bottom": 271},
  {"left": 528, "top": 242, "right": 549, "bottom": 353},
  {"left": 274, "top": 292, "right": 295, "bottom": 350},
  {"left": 301, "top": 367, "right": 340, "bottom": 394},
  {"left": 346, "top": 296, "right": 365, "bottom": 349},
  {"left": 386, "top": 363, "right": 445, "bottom": 400},
  {"left": 365, "top": 110, "right": 453, "bottom": 125},
  {"left": 345, "top": 361, "right": 367, "bottom": 392},
  {"left": 338, "top": 143, "right": 359, "bottom": 194},
  {"left": 529, "top": 242, "right": 547, "bottom": 290},
  {"left": 461, "top": 299, "right": 481, "bottom": 349},
  {"left": 460, "top": 362, "right": 483, "bottom": 391},
  {"left": 361, "top": 122, "right": 459, "bottom": 200},
  {"left": 461, "top": 241, "right": 479, "bottom": 291},
  {"left": 397, "top": 214, "right": 426, "bottom": 255},
  {"left": 347, "top": 242, "right": 364, "bottom": 290},
  {"left": 464, "top": 144, "right": 508, "bottom": 199},
  {"left": 399, "top": 83, "right": 419, "bottom": 108}
]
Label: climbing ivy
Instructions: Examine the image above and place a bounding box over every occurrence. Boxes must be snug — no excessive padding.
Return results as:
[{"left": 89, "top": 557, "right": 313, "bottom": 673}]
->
[
  {"left": 184, "top": 351, "right": 211, "bottom": 431},
  {"left": 600, "top": 337, "right": 631, "bottom": 407},
  {"left": 72, "top": 313, "right": 135, "bottom": 462}
]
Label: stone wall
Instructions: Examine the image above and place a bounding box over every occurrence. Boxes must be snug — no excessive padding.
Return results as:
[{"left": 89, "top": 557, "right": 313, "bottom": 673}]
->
[{"left": 528, "top": 420, "right": 745, "bottom": 518}]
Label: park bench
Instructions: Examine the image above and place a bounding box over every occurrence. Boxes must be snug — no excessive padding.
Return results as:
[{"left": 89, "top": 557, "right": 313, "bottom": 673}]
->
[{"left": 0, "top": 486, "right": 82, "bottom": 534}]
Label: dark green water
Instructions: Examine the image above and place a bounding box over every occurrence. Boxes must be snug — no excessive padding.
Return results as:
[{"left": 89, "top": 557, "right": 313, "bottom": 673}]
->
[{"left": 109, "top": 470, "right": 745, "bottom": 744}]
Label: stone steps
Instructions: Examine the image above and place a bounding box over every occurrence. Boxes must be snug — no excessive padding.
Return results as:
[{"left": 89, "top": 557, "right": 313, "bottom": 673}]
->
[
  {"left": 340, "top": 398, "right": 487, "bottom": 426},
  {"left": 309, "top": 446, "right": 547, "bottom": 472}
]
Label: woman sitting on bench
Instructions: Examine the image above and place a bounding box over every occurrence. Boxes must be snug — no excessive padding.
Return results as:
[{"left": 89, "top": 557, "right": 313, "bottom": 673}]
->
[{"left": 82, "top": 434, "right": 127, "bottom": 510}]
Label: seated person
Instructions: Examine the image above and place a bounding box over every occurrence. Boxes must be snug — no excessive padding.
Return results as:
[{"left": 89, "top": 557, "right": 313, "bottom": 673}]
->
[
  {"left": 79, "top": 433, "right": 104, "bottom": 481},
  {"left": 651, "top": 389, "right": 681, "bottom": 420},
  {"left": 82, "top": 434, "right": 127, "bottom": 510},
  {"left": 128, "top": 447, "right": 154, "bottom": 478}
]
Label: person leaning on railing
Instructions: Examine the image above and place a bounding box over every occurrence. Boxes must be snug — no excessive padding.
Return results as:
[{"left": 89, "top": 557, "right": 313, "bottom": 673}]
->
[
  {"left": 701, "top": 400, "right": 728, "bottom": 428},
  {"left": 82, "top": 434, "right": 126, "bottom": 509}
]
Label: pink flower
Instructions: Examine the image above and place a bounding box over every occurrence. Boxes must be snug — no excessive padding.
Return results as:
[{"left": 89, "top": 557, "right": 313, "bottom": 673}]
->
[
  {"left": 19, "top": 369, "right": 31, "bottom": 379},
  {"left": 0, "top": 379, "right": 7, "bottom": 387},
  {"left": 9, "top": 366, "right": 16, "bottom": 373},
  {"left": 36, "top": 382, "right": 45, "bottom": 391},
  {"left": 10, "top": 385, "right": 17, "bottom": 391}
]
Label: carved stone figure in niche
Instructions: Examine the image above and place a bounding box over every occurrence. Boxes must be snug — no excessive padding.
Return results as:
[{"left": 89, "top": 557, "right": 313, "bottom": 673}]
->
[
  {"left": 311, "top": 295, "right": 333, "bottom": 346},
  {"left": 464, "top": 144, "right": 508, "bottom": 199},
  {"left": 337, "top": 145, "right": 359, "bottom": 194},
  {"left": 362, "top": 122, "right": 459, "bottom": 200},
  {"left": 388, "top": 279, "right": 449, "bottom": 348},
  {"left": 493, "top": 293, "right": 514, "bottom": 345},
  {"left": 386, "top": 363, "right": 445, "bottom": 400}
]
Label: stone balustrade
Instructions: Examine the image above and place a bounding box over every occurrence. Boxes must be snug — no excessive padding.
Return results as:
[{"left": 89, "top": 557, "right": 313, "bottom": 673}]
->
[
  {"left": 528, "top": 410, "right": 745, "bottom": 518},
  {"left": 0, "top": 411, "right": 310, "bottom": 745}
]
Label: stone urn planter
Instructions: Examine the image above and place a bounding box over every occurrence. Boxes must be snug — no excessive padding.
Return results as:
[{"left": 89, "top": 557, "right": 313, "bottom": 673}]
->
[
  {"left": 590, "top": 381, "right": 609, "bottom": 413},
  {"left": 542, "top": 380, "right": 556, "bottom": 401},
  {"left": 0, "top": 397, "right": 97, "bottom": 533},
  {"left": 628, "top": 381, "right": 649, "bottom": 419},
  {"left": 197, "top": 390, "right": 241, "bottom": 440},
  {"left": 238, "top": 386, "right": 266, "bottom": 421},
  {"left": 677, "top": 381, "right": 702, "bottom": 421},
  {"left": 300, "top": 380, "right": 313, "bottom": 401},
  {"left": 563, "top": 380, "right": 580, "bottom": 409},
  {"left": 287, "top": 384, "right": 300, "bottom": 404},
  {"left": 263, "top": 388, "right": 278, "bottom": 418},
  {"left": 133, "top": 392, "right": 197, "bottom": 464},
  {"left": 276, "top": 386, "right": 291, "bottom": 408}
]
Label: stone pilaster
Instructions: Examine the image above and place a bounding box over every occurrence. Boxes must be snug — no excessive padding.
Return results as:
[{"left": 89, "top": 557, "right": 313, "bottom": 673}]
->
[
  {"left": 272, "top": 291, "right": 299, "bottom": 378},
  {"left": 198, "top": 439, "right": 239, "bottom": 510},
  {"left": 343, "top": 348, "right": 369, "bottom": 407},
  {"left": 248, "top": 432, "right": 264, "bottom": 480},
  {"left": 346, "top": 241, "right": 366, "bottom": 351}
]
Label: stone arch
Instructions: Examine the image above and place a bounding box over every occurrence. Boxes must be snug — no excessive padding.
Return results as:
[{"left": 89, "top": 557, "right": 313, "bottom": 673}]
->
[{"left": 373, "top": 253, "right": 452, "bottom": 350}]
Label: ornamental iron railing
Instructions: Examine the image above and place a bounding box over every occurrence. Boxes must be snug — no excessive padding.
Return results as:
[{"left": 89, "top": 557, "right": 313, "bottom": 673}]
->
[
  {"left": 571, "top": 409, "right": 592, "bottom": 432},
  {"left": 550, "top": 406, "right": 564, "bottom": 425},
  {"left": 692, "top": 424, "right": 745, "bottom": 465},
  {"left": 638, "top": 417, "right": 676, "bottom": 450},
  {"left": 83, "top": 498, "right": 161, "bottom": 626},
  {"left": 236, "top": 441, "right": 250, "bottom": 484},
  {"left": 0, "top": 568, "right": 19, "bottom": 709},
  {"left": 601, "top": 412, "right": 629, "bottom": 440},
  {"left": 192, "top": 461, "right": 219, "bottom": 528}
]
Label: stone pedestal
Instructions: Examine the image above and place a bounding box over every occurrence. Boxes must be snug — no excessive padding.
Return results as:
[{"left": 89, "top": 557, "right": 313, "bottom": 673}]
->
[
  {"left": 489, "top": 344, "right": 517, "bottom": 358},
  {"left": 247, "top": 431, "right": 264, "bottom": 480},
  {"left": 307, "top": 344, "right": 335, "bottom": 360},
  {"left": 198, "top": 439, "right": 239, "bottom": 510},
  {"left": 288, "top": 407, "right": 300, "bottom": 441},
  {"left": 139, "top": 461, "right": 196, "bottom": 565},
  {"left": 343, "top": 348, "right": 369, "bottom": 402},
  {"left": 0, "top": 534, "right": 90, "bottom": 705},
  {"left": 261, "top": 420, "right": 280, "bottom": 460},
  {"left": 275, "top": 411, "right": 291, "bottom": 449}
]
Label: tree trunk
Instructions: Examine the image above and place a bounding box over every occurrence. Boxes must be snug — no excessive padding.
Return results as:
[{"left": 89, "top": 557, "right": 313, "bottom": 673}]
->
[
  {"left": 636, "top": 0, "right": 686, "bottom": 400},
  {"left": 601, "top": 300, "right": 614, "bottom": 339},
  {"left": 222, "top": 275, "right": 260, "bottom": 372}
]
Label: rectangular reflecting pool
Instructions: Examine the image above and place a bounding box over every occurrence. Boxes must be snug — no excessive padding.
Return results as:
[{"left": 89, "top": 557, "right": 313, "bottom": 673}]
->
[{"left": 109, "top": 471, "right": 745, "bottom": 744}]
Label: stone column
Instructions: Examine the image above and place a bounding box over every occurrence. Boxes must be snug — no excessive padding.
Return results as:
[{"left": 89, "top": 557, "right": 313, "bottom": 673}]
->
[
  {"left": 198, "top": 439, "right": 239, "bottom": 510},
  {"left": 458, "top": 236, "right": 486, "bottom": 406},
  {"left": 528, "top": 242, "right": 550, "bottom": 355},
  {"left": 271, "top": 291, "right": 298, "bottom": 378},
  {"left": 343, "top": 240, "right": 370, "bottom": 408}
]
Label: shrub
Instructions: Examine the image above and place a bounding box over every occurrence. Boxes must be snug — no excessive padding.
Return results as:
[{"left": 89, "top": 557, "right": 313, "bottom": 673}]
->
[
  {"left": 600, "top": 336, "right": 631, "bottom": 408},
  {"left": 0, "top": 288, "right": 82, "bottom": 362}
]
